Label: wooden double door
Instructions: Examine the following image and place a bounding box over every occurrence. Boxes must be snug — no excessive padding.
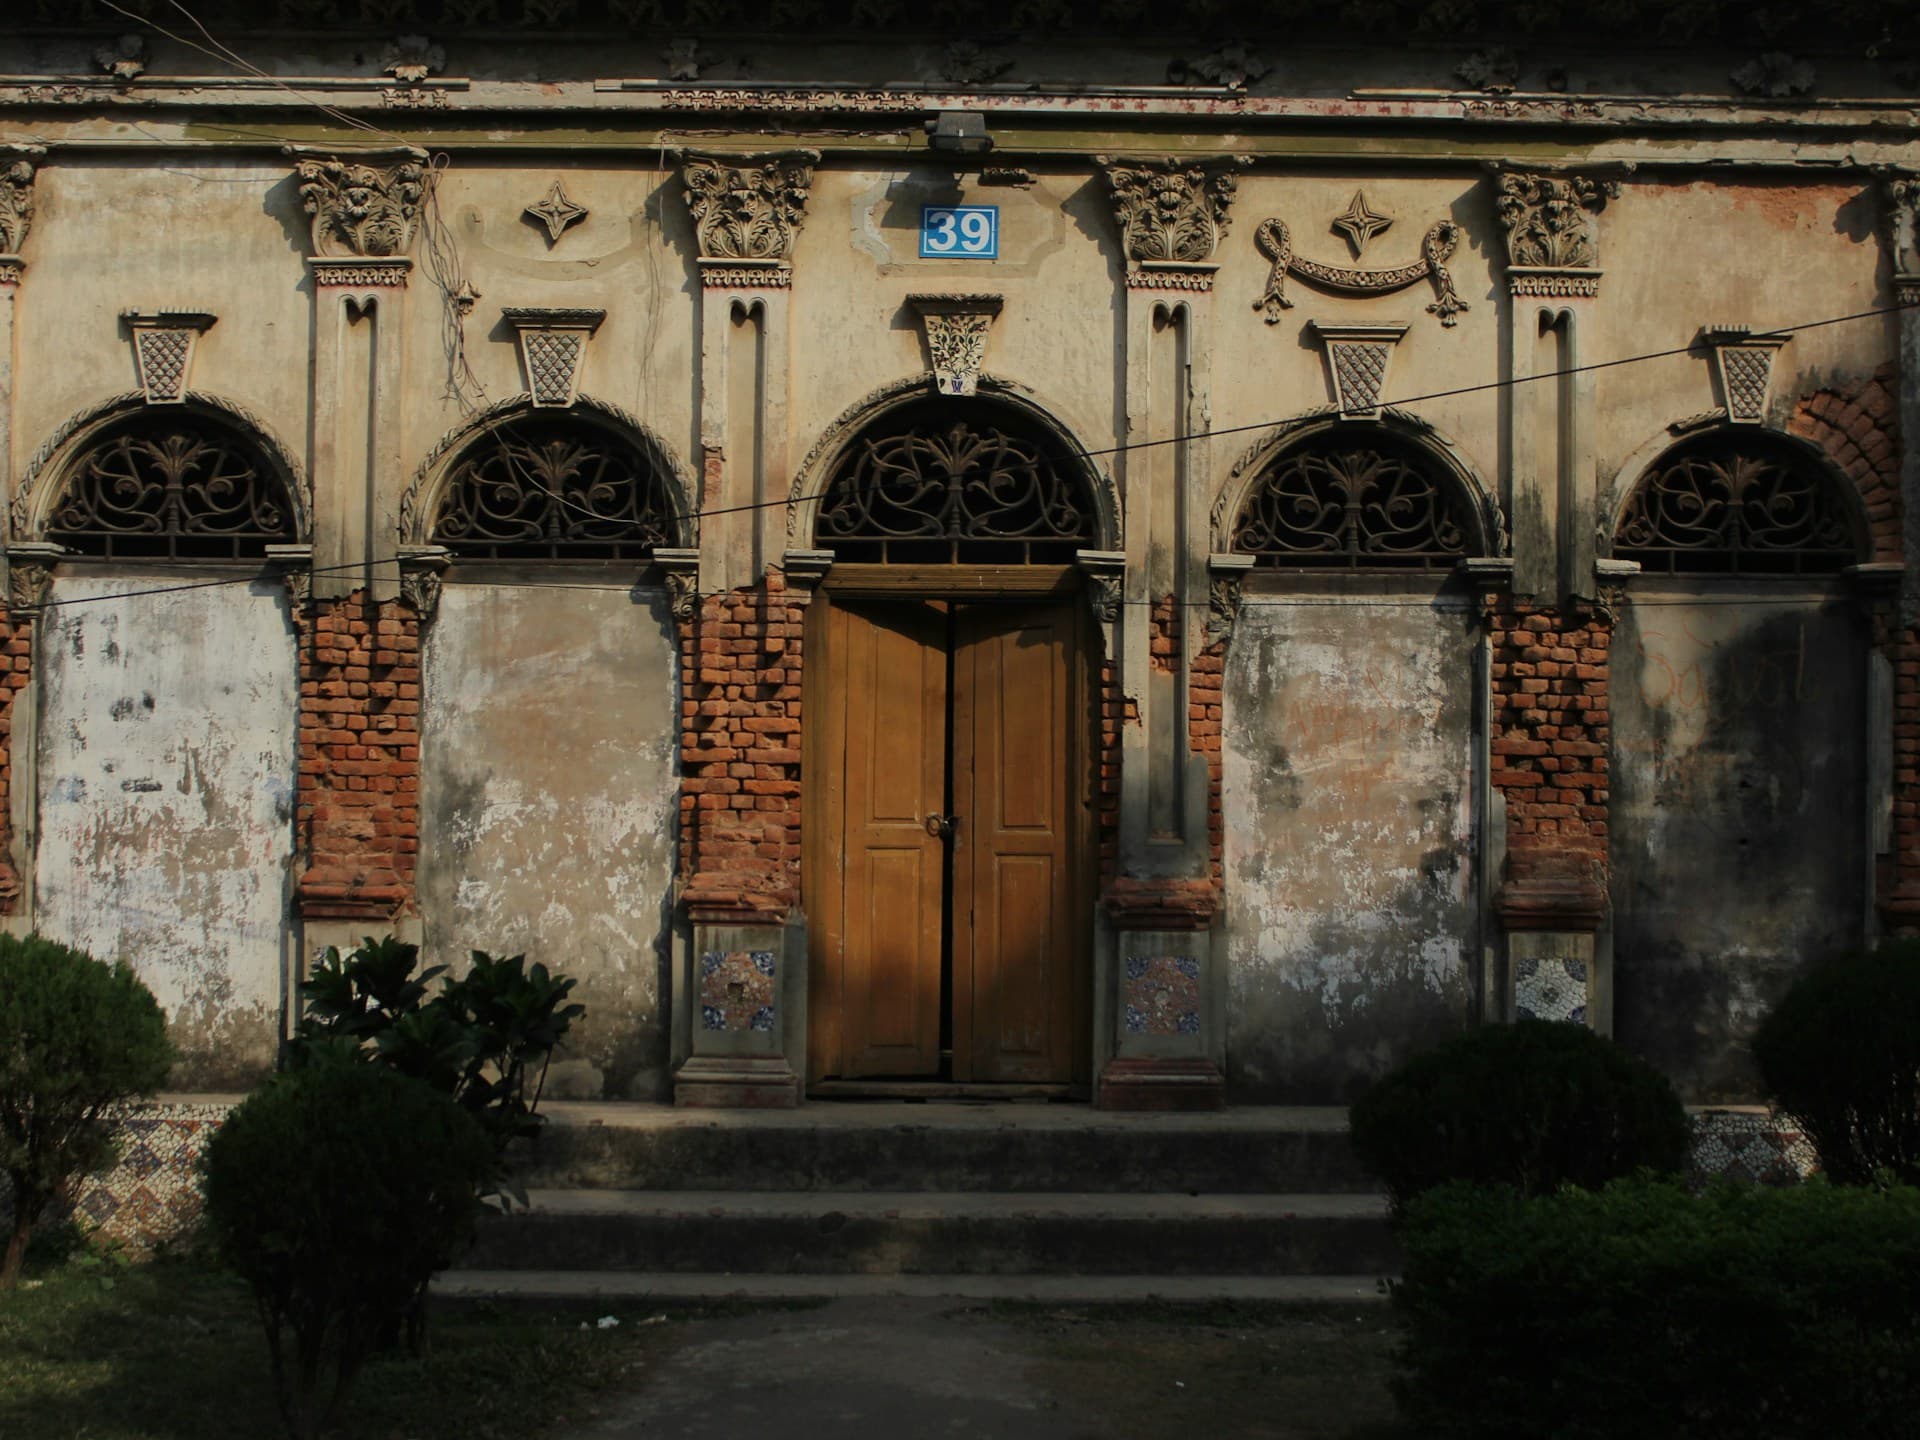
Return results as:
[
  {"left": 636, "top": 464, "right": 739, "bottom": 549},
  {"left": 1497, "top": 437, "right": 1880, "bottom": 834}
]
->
[{"left": 807, "top": 593, "right": 1091, "bottom": 1086}]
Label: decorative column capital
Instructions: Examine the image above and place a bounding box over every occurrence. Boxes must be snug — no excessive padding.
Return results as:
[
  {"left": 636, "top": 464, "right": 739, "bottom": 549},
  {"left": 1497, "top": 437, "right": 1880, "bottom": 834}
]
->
[
  {"left": 0, "top": 149, "right": 44, "bottom": 282},
  {"left": 682, "top": 151, "right": 819, "bottom": 286},
  {"left": 1699, "top": 325, "right": 1789, "bottom": 424},
  {"left": 1306, "top": 321, "right": 1407, "bottom": 418},
  {"left": 5, "top": 541, "right": 64, "bottom": 616},
  {"left": 289, "top": 149, "right": 428, "bottom": 260},
  {"left": 908, "top": 293, "right": 1002, "bottom": 398},
  {"left": 654, "top": 547, "right": 702, "bottom": 621},
  {"left": 1494, "top": 169, "right": 1620, "bottom": 297},
  {"left": 501, "top": 306, "right": 605, "bottom": 407},
  {"left": 1099, "top": 156, "right": 1249, "bottom": 272},
  {"left": 396, "top": 544, "right": 450, "bottom": 622},
  {"left": 122, "top": 310, "right": 216, "bottom": 404},
  {"left": 1882, "top": 173, "right": 1920, "bottom": 304},
  {"left": 1075, "top": 548, "right": 1125, "bottom": 627},
  {"left": 266, "top": 543, "right": 314, "bottom": 610},
  {"left": 1204, "top": 552, "right": 1254, "bottom": 647}
]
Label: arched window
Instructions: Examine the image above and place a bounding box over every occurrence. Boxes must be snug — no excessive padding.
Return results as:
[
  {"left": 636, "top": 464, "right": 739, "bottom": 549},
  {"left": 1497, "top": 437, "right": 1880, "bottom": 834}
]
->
[
  {"left": 1230, "top": 424, "right": 1482, "bottom": 570},
  {"left": 1613, "top": 432, "right": 1861, "bottom": 575},
  {"left": 814, "top": 399, "right": 1099, "bottom": 563},
  {"left": 431, "top": 415, "right": 679, "bottom": 561},
  {"left": 49, "top": 412, "right": 298, "bottom": 560}
]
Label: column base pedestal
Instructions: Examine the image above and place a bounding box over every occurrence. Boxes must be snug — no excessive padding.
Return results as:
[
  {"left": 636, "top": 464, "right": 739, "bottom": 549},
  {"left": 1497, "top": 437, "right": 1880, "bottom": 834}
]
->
[
  {"left": 673, "top": 1056, "right": 799, "bottom": 1109},
  {"left": 1097, "top": 1057, "right": 1225, "bottom": 1111}
]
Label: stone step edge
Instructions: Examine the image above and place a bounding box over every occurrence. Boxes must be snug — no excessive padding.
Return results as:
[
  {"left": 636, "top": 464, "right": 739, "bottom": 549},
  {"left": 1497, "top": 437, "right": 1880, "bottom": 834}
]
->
[
  {"left": 495, "top": 1190, "right": 1391, "bottom": 1220},
  {"left": 528, "top": 1101, "right": 1355, "bottom": 1133},
  {"left": 435, "top": 1270, "right": 1395, "bottom": 1304}
]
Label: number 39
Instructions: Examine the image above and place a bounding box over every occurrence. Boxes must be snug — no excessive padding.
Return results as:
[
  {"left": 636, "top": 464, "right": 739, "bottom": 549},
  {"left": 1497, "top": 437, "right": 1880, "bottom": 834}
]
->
[{"left": 924, "top": 208, "right": 994, "bottom": 256}]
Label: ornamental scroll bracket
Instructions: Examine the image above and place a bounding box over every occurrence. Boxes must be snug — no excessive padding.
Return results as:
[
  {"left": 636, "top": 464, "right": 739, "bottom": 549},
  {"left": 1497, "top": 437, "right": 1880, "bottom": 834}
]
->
[
  {"left": 1075, "top": 548, "right": 1126, "bottom": 630},
  {"left": 121, "top": 311, "right": 216, "bottom": 404},
  {"left": 908, "top": 293, "right": 1003, "bottom": 398},
  {"left": 1099, "top": 155, "right": 1250, "bottom": 270},
  {"left": 1306, "top": 321, "right": 1408, "bottom": 418},
  {"left": 1493, "top": 168, "right": 1621, "bottom": 297},
  {"left": 285, "top": 146, "right": 429, "bottom": 259},
  {"left": 266, "top": 542, "right": 315, "bottom": 612},
  {"left": 653, "top": 546, "right": 702, "bottom": 622},
  {"left": 6, "top": 541, "right": 63, "bottom": 616},
  {"left": 1205, "top": 552, "right": 1254, "bottom": 647},
  {"left": 1699, "top": 326, "right": 1789, "bottom": 425},
  {"left": 1251, "top": 217, "right": 1468, "bottom": 327},
  {"left": 682, "top": 150, "right": 819, "bottom": 289},
  {"left": 396, "top": 544, "right": 450, "bottom": 622},
  {"left": 0, "top": 149, "right": 43, "bottom": 272},
  {"left": 501, "top": 307, "right": 605, "bottom": 408}
]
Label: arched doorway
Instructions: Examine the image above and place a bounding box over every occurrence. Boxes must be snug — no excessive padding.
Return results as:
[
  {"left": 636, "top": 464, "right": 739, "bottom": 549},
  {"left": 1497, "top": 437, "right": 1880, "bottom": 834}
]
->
[{"left": 801, "top": 394, "right": 1109, "bottom": 1090}]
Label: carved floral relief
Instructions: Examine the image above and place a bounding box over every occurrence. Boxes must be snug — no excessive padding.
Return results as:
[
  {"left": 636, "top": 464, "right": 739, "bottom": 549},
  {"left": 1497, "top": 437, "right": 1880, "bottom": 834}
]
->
[
  {"left": 294, "top": 157, "right": 426, "bottom": 258},
  {"left": 681, "top": 154, "right": 816, "bottom": 262},
  {"left": 1101, "top": 159, "right": 1240, "bottom": 264},
  {"left": 0, "top": 159, "right": 34, "bottom": 254},
  {"left": 1494, "top": 171, "right": 1619, "bottom": 270}
]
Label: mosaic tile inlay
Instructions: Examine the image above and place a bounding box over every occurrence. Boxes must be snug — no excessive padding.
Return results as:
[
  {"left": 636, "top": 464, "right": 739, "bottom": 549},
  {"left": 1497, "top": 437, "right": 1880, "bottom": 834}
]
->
[
  {"left": 1514, "top": 953, "right": 1588, "bottom": 1024},
  {"left": 1123, "top": 954, "right": 1201, "bottom": 1035},
  {"left": 0, "top": 1099, "right": 232, "bottom": 1257},
  {"left": 1688, "top": 1109, "right": 1818, "bottom": 1187},
  {"left": 700, "top": 949, "right": 777, "bottom": 1032}
]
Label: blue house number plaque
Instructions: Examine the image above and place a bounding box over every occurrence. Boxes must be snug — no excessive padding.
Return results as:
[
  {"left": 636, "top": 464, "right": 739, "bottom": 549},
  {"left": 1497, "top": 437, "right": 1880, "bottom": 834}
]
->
[{"left": 919, "top": 205, "right": 999, "bottom": 259}]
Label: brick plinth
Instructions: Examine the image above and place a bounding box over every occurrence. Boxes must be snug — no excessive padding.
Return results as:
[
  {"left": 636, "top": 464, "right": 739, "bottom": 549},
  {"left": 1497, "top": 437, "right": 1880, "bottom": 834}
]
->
[
  {"left": 0, "top": 610, "right": 28, "bottom": 912},
  {"left": 678, "top": 572, "right": 806, "bottom": 921},
  {"left": 293, "top": 591, "right": 420, "bottom": 920},
  {"left": 1484, "top": 600, "right": 1612, "bottom": 928}
]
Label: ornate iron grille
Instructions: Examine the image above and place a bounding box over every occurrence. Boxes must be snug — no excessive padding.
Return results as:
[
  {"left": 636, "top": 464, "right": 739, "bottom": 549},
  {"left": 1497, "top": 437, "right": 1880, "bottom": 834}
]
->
[
  {"left": 1231, "top": 431, "right": 1474, "bottom": 569},
  {"left": 816, "top": 406, "right": 1096, "bottom": 563},
  {"left": 433, "top": 420, "right": 677, "bottom": 561},
  {"left": 49, "top": 416, "right": 296, "bottom": 560},
  {"left": 1614, "top": 438, "right": 1858, "bottom": 574}
]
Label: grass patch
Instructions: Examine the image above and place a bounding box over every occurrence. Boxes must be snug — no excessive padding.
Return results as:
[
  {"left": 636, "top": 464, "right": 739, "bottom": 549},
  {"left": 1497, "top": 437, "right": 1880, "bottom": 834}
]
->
[
  {"left": 0, "top": 1236, "right": 716, "bottom": 1440},
  {"left": 996, "top": 1300, "right": 1408, "bottom": 1440}
]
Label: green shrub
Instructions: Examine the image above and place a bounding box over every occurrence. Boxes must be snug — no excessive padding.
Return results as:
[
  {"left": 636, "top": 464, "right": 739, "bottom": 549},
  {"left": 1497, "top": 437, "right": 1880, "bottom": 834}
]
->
[
  {"left": 1752, "top": 940, "right": 1920, "bottom": 1185},
  {"left": 202, "top": 1059, "right": 493, "bottom": 1440},
  {"left": 1348, "top": 1019, "right": 1689, "bottom": 1210},
  {"left": 0, "top": 934, "right": 171, "bottom": 1288},
  {"left": 292, "top": 935, "right": 583, "bottom": 1192},
  {"left": 1393, "top": 1176, "right": 1920, "bottom": 1439}
]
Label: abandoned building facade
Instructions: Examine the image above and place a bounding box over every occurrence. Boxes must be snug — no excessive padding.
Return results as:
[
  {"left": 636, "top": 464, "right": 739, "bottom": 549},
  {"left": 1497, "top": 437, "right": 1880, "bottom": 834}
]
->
[{"left": 0, "top": 13, "right": 1914, "bottom": 1117}]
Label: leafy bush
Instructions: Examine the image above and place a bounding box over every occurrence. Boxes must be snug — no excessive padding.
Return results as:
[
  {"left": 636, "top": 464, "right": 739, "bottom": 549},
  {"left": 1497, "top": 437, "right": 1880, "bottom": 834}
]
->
[
  {"left": 0, "top": 934, "right": 171, "bottom": 1288},
  {"left": 1752, "top": 940, "right": 1920, "bottom": 1185},
  {"left": 1348, "top": 1019, "right": 1689, "bottom": 1210},
  {"left": 292, "top": 935, "right": 583, "bottom": 1190},
  {"left": 1393, "top": 1177, "right": 1920, "bottom": 1439},
  {"left": 202, "top": 1060, "right": 493, "bottom": 1440}
]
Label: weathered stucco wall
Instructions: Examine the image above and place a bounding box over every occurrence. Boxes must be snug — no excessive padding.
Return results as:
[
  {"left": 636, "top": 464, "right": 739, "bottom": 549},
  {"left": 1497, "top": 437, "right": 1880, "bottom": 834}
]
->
[
  {"left": 1222, "top": 592, "right": 1480, "bottom": 1102},
  {"left": 1611, "top": 587, "right": 1868, "bottom": 1101},
  {"left": 418, "top": 581, "right": 680, "bottom": 1100},
  {"left": 34, "top": 573, "right": 297, "bottom": 1088}
]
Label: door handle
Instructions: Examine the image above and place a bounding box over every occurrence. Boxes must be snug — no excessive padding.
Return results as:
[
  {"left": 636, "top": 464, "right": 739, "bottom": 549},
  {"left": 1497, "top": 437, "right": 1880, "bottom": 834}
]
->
[{"left": 925, "top": 813, "right": 959, "bottom": 840}]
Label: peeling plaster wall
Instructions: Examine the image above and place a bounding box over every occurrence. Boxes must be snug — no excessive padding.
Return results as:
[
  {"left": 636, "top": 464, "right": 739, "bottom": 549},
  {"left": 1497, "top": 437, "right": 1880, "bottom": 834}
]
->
[
  {"left": 34, "top": 574, "right": 297, "bottom": 1089},
  {"left": 1222, "top": 595, "right": 1479, "bottom": 1102},
  {"left": 1611, "top": 589, "right": 1867, "bottom": 1101},
  {"left": 418, "top": 582, "right": 680, "bottom": 1101}
]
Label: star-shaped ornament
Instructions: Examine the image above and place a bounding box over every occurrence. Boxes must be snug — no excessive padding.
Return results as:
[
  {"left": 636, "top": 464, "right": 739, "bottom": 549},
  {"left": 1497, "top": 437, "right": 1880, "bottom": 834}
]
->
[
  {"left": 525, "top": 181, "right": 588, "bottom": 246},
  {"left": 1331, "top": 190, "right": 1393, "bottom": 258}
]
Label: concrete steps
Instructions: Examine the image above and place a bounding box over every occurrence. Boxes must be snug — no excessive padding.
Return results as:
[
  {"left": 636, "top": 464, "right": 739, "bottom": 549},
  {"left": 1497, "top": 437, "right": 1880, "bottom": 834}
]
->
[{"left": 451, "top": 1102, "right": 1396, "bottom": 1299}]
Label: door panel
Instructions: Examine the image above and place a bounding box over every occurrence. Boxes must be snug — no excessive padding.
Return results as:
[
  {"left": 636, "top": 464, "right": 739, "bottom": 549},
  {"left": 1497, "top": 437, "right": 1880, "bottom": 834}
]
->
[
  {"left": 830, "top": 601, "right": 949, "bottom": 1078},
  {"left": 953, "top": 605, "right": 1079, "bottom": 1083}
]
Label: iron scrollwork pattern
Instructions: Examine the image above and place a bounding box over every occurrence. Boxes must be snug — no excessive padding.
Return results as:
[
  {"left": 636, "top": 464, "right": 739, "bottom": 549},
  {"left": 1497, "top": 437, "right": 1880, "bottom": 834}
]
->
[
  {"left": 1231, "top": 430, "right": 1476, "bottom": 570},
  {"left": 1613, "top": 437, "right": 1858, "bottom": 575},
  {"left": 432, "top": 419, "right": 677, "bottom": 561},
  {"left": 816, "top": 405, "right": 1096, "bottom": 563},
  {"left": 50, "top": 417, "right": 297, "bottom": 559}
]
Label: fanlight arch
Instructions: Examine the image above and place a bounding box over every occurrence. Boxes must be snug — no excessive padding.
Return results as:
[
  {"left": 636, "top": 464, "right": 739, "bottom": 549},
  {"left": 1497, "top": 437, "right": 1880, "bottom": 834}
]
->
[
  {"left": 405, "top": 398, "right": 694, "bottom": 561},
  {"left": 1611, "top": 428, "right": 1865, "bottom": 575},
  {"left": 24, "top": 396, "right": 308, "bottom": 559},
  {"left": 810, "top": 394, "right": 1104, "bottom": 564},
  {"left": 1224, "top": 418, "right": 1495, "bottom": 570}
]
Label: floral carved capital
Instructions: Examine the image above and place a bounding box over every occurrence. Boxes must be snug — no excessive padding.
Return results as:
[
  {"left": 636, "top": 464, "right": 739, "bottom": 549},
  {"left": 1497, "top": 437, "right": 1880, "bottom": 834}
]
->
[
  {"left": 293, "top": 154, "right": 427, "bottom": 258},
  {"left": 682, "top": 152, "right": 819, "bottom": 263},
  {"left": 1494, "top": 170, "right": 1620, "bottom": 271},
  {"left": 1100, "top": 157, "right": 1246, "bottom": 265},
  {"left": 0, "top": 157, "right": 36, "bottom": 256}
]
